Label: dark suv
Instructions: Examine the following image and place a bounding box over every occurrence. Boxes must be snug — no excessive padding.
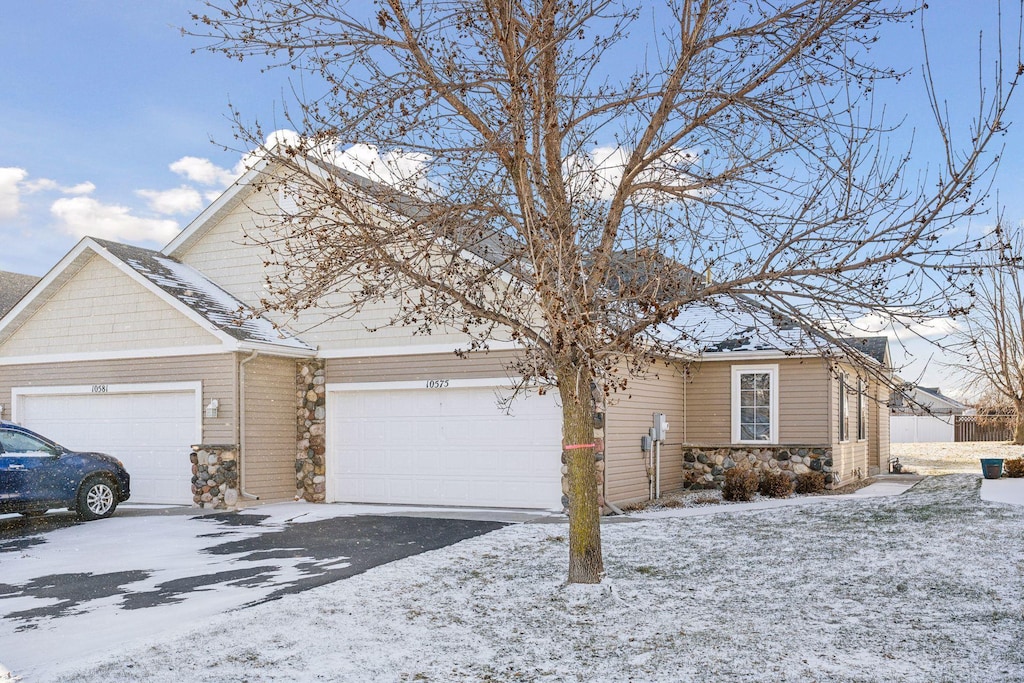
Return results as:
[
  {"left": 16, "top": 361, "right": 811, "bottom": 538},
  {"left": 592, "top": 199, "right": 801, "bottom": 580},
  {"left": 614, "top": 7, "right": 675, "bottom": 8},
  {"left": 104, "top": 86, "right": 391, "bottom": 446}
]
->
[{"left": 0, "top": 421, "right": 131, "bottom": 520}]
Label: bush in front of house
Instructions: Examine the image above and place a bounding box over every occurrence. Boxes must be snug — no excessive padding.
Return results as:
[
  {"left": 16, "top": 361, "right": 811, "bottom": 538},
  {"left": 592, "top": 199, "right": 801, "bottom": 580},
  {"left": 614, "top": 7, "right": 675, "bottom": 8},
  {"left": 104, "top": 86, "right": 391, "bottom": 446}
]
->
[
  {"left": 759, "top": 470, "right": 794, "bottom": 498},
  {"left": 1004, "top": 458, "right": 1024, "bottom": 478},
  {"left": 722, "top": 467, "right": 759, "bottom": 501},
  {"left": 795, "top": 471, "right": 827, "bottom": 494}
]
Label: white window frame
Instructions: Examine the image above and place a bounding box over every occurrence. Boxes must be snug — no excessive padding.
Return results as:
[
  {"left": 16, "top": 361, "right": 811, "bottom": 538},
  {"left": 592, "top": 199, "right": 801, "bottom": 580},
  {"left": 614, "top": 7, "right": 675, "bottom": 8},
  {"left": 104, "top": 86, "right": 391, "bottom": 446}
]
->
[
  {"left": 857, "top": 377, "right": 868, "bottom": 442},
  {"left": 731, "top": 364, "right": 779, "bottom": 445}
]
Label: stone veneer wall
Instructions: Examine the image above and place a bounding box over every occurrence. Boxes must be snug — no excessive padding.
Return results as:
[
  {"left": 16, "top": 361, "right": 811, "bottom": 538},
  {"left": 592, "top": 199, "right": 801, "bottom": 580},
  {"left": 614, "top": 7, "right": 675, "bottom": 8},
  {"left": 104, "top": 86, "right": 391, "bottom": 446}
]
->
[
  {"left": 190, "top": 444, "right": 239, "bottom": 509},
  {"left": 560, "top": 382, "right": 608, "bottom": 513},
  {"left": 681, "top": 445, "right": 839, "bottom": 488},
  {"left": 296, "top": 360, "right": 327, "bottom": 502}
]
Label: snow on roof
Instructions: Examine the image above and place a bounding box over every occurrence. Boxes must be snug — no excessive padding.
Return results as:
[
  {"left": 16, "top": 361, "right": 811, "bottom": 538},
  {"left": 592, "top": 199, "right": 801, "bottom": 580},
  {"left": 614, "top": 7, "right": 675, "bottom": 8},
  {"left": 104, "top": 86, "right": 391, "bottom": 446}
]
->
[
  {"left": 668, "top": 297, "right": 813, "bottom": 354},
  {"left": 0, "top": 270, "right": 40, "bottom": 317},
  {"left": 668, "top": 296, "right": 888, "bottom": 365},
  {"left": 93, "top": 239, "right": 312, "bottom": 351}
]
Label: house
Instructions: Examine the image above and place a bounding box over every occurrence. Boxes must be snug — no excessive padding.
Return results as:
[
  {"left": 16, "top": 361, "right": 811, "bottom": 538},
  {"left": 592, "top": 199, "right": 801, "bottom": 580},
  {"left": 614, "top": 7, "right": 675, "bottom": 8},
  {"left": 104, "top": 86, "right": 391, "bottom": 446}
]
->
[
  {"left": 890, "top": 385, "right": 969, "bottom": 416},
  {"left": 0, "top": 159, "right": 892, "bottom": 510},
  {"left": 0, "top": 271, "right": 40, "bottom": 317}
]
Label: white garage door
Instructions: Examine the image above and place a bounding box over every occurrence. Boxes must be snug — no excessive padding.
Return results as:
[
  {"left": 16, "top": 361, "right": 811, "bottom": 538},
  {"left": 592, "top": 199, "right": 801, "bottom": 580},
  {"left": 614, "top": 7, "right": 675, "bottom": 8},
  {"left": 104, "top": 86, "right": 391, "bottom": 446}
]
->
[
  {"left": 15, "top": 384, "right": 201, "bottom": 505},
  {"left": 328, "top": 381, "right": 562, "bottom": 509}
]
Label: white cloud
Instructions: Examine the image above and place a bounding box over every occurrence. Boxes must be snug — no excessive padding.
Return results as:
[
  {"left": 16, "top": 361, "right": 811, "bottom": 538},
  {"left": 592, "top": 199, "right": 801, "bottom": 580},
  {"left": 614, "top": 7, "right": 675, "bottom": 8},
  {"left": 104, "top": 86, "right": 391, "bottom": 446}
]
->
[
  {"left": 843, "top": 312, "right": 961, "bottom": 342},
  {"left": 0, "top": 167, "right": 28, "bottom": 219},
  {"left": 169, "top": 156, "right": 244, "bottom": 187},
  {"left": 22, "top": 178, "right": 95, "bottom": 195},
  {"left": 330, "top": 143, "right": 432, "bottom": 191},
  {"left": 564, "top": 145, "right": 701, "bottom": 202},
  {"left": 136, "top": 186, "right": 204, "bottom": 215},
  {"left": 50, "top": 197, "right": 180, "bottom": 243},
  {"left": 64, "top": 181, "right": 96, "bottom": 195}
]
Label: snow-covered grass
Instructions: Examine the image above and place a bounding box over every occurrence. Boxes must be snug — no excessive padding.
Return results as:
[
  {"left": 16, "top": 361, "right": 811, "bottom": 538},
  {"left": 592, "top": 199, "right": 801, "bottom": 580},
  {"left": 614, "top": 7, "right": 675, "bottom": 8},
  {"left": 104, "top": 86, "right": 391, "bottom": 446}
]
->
[
  {"left": 46, "top": 473, "right": 1024, "bottom": 683},
  {"left": 892, "top": 441, "right": 1024, "bottom": 475}
]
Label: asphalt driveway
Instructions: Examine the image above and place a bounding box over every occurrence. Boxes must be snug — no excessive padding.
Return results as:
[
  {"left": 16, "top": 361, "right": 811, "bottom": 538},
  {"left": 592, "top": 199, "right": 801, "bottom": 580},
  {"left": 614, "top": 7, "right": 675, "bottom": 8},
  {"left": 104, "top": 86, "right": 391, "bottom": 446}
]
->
[{"left": 0, "top": 502, "right": 519, "bottom": 677}]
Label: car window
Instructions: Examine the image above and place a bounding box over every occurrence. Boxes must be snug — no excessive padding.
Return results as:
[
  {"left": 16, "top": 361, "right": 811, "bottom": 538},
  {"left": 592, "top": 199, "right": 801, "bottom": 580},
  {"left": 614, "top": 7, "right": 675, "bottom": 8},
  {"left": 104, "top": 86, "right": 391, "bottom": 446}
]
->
[{"left": 0, "top": 429, "right": 58, "bottom": 456}]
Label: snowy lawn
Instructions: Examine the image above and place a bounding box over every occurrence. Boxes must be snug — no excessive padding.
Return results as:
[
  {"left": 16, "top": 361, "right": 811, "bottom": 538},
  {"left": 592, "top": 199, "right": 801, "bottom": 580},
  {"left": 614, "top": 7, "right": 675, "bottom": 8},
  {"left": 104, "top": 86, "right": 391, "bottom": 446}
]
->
[
  {"left": 891, "top": 441, "right": 1024, "bottom": 475},
  {"left": 43, "top": 473, "right": 1024, "bottom": 683}
]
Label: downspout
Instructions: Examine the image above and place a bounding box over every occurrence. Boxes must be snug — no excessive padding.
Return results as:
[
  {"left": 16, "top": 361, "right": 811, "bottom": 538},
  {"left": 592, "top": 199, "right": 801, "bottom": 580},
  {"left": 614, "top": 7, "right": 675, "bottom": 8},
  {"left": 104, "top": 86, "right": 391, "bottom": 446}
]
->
[{"left": 238, "top": 350, "right": 260, "bottom": 501}]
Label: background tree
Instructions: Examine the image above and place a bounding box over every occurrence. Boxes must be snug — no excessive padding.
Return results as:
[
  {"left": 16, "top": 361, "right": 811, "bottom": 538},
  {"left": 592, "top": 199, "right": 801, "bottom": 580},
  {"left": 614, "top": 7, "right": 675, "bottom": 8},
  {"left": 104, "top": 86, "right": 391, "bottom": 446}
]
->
[
  {"left": 190, "top": 0, "right": 1019, "bottom": 583},
  {"left": 951, "top": 222, "right": 1024, "bottom": 444}
]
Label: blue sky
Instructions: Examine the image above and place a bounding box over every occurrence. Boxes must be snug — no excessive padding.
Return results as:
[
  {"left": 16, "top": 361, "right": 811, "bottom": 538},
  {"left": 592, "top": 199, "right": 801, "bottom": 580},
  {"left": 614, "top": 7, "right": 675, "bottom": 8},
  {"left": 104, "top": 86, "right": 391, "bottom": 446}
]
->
[{"left": 0, "top": 1, "right": 1020, "bottom": 395}]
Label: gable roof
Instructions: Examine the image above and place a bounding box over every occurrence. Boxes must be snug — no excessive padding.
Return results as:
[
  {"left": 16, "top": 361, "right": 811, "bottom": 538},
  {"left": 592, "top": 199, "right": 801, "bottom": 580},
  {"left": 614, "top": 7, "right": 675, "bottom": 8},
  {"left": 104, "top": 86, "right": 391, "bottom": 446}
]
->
[
  {"left": 91, "top": 239, "right": 313, "bottom": 352},
  {"left": 0, "top": 271, "right": 40, "bottom": 317},
  {"left": 913, "top": 386, "right": 970, "bottom": 411},
  {"left": 669, "top": 296, "right": 889, "bottom": 367},
  {"left": 0, "top": 237, "right": 314, "bottom": 356}
]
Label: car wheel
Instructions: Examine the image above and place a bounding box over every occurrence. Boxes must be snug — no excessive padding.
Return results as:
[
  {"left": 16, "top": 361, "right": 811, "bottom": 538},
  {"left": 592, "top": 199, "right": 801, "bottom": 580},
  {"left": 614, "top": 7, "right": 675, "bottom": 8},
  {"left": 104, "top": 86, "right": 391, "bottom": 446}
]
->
[
  {"left": 77, "top": 477, "right": 118, "bottom": 520},
  {"left": 19, "top": 510, "right": 47, "bottom": 518}
]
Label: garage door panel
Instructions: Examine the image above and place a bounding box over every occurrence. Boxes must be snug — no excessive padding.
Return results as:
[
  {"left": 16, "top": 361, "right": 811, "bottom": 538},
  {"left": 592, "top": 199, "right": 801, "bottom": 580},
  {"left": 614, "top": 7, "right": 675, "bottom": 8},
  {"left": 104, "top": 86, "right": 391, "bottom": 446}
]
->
[
  {"left": 18, "top": 390, "right": 198, "bottom": 505},
  {"left": 329, "top": 385, "right": 562, "bottom": 509}
]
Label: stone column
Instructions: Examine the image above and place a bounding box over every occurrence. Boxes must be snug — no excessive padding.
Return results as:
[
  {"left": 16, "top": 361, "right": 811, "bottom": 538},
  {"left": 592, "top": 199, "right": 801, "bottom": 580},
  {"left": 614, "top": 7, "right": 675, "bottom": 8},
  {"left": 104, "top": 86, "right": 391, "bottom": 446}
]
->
[
  {"left": 296, "top": 360, "right": 327, "bottom": 502},
  {"left": 190, "top": 444, "right": 239, "bottom": 509}
]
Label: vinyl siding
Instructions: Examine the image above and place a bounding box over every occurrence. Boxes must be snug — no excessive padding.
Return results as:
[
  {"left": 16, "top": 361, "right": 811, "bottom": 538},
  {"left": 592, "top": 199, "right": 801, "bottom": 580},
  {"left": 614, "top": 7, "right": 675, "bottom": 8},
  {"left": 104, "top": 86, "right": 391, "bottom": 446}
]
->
[
  {"left": 829, "top": 363, "right": 871, "bottom": 485},
  {"left": 242, "top": 354, "right": 297, "bottom": 501},
  {"left": 0, "top": 255, "right": 220, "bottom": 357},
  {"left": 325, "top": 350, "right": 523, "bottom": 383},
  {"left": 177, "top": 181, "right": 503, "bottom": 352},
  {"left": 682, "top": 357, "right": 831, "bottom": 445},
  {"left": 0, "top": 354, "right": 237, "bottom": 443},
  {"left": 604, "top": 360, "right": 687, "bottom": 506}
]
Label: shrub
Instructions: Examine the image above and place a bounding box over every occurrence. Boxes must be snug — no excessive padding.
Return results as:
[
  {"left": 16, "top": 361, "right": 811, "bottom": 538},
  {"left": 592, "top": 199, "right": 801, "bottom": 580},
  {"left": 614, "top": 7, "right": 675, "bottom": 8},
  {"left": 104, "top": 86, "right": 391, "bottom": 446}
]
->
[
  {"left": 759, "top": 470, "right": 794, "bottom": 498},
  {"left": 1005, "top": 458, "right": 1024, "bottom": 478},
  {"left": 795, "top": 471, "right": 827, "bottom": 494},
  {"left": 722, "top": 467, "right": 759, "bottom": 501}
]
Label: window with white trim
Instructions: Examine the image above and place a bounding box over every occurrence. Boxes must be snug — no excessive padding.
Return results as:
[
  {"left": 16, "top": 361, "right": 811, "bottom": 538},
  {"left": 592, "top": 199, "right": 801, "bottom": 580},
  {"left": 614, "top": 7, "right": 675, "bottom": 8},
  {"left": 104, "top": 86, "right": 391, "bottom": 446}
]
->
[
  {"left": 839, "top": 373, "right": 850, "bottom": 442},
  {"left": 731, "top": 365, "right": 779, "bottom": 444},
  {"left": 857, "top": 378, "right": 868, "bottom": 441}
]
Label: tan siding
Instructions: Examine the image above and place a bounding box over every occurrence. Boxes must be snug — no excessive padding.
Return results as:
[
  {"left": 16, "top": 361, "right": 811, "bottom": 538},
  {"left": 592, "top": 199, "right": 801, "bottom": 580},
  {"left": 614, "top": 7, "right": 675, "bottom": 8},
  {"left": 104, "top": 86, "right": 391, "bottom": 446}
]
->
[
  {"left": 877, "top": 382, "right": 890, "bottom": 469},
  {"left": 829, "top": 362, "right": 870, "bottom": 486},
  {"left": 178, "top": 182, "right": 500, "bottom": 352},
  {"left": 604, "top": 360, "right": 687, "bottom": 506},
  {"left": 325, "top": 350, "right": 523, "bottom": 383},
  {"left": 0, "top": 354, "right": 237, "bottom": 443},
  {"left": 777, "top": 359, "right": 831, "bottom": 443},
  {"left": 242, "top": 355, "right": 297, "bottom": 502},
  {"left": 0, "top": 256, "right": 220, "bottom": 357},
  {"left": 178, "top": 186, "right": 276, "bottom": 308},
  {"left": 683, "top": 357, "right": 831, "bottom": 445}
]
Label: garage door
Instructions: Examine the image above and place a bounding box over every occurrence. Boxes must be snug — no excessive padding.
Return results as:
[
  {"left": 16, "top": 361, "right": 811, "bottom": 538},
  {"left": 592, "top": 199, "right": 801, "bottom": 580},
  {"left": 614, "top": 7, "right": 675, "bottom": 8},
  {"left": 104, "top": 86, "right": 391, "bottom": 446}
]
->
[
  {"left": 15, "top": 384, "right": 201, "bottom": 505},
  {"left": 328, "top": 381, "right": 562, "bottom": 508}
]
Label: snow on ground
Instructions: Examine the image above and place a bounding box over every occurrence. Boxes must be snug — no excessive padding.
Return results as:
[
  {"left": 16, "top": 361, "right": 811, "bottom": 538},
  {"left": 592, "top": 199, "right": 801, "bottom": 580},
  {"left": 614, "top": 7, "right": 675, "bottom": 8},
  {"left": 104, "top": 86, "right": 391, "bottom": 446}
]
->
[
  {"left": 891, "top": 440, "right": 1024, "bottom": 475},
  {"left": 4, "top": 444, "right": 1023, "bottom": 682},
  {"left": 38, "top": 464, "right": 1024, "bottom": 682}
]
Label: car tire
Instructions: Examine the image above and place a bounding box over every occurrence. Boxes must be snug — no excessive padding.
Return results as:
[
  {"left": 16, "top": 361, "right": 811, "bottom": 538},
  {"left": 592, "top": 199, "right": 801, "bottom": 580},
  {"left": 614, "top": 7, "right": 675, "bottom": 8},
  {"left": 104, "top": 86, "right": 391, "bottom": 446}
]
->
[
  {"left": 19, "top": 510, "right": 47, "bottom": 518},
  {"left": 76, "top": 476, "right": 118, "bottom": 520}
]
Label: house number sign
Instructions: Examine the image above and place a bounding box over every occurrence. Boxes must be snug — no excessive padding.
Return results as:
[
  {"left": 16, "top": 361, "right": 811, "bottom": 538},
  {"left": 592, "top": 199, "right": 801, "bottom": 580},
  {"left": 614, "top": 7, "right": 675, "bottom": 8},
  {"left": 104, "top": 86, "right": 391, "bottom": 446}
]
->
[
  {"left": 425, "top": 379, "right": 450, "bottom": 389},
  {"left": 91, "top": 385, "right": 109, "bottom": 393}
]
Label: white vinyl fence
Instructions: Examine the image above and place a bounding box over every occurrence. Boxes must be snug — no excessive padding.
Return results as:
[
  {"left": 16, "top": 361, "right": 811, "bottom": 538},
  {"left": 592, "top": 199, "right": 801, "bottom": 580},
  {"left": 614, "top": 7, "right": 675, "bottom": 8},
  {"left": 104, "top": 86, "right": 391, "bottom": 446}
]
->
[{"left": 890, "top": 415, "right": 955, "bottom": 443}]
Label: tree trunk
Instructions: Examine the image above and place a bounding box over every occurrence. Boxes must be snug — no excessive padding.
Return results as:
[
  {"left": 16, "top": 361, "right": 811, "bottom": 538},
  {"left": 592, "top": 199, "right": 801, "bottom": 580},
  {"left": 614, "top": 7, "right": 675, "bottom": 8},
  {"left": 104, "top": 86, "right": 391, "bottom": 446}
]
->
[
  {"left": 558, "top": 359, "right": 604, "bottom": 583},
  {"left": 1014, "top": 401, "right": 1024, "bottom": 445}
]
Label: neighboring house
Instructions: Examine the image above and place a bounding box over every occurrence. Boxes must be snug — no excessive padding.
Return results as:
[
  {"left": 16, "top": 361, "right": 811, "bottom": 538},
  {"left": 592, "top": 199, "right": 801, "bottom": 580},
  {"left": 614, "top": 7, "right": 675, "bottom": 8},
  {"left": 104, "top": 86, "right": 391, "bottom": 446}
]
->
[
  {"left": 890, "top": 385, "right": 969, "bottom": 416},
  {"left": 0, "top": 160, "right": 892, "bottom": 510},
  {"left": 0, "top": 271, "right": 40, "bottom": 317}
]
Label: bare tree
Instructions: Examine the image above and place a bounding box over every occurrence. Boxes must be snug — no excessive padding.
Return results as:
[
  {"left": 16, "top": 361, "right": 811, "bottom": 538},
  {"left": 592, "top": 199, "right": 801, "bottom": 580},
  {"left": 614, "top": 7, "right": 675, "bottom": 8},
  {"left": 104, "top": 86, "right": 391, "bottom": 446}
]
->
[
  {"left": 951, "top": 222, "right": 1024, "bottom": 444},
  {"left": 189, "top": 0, "right": 1019, "bottom": 583}
]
